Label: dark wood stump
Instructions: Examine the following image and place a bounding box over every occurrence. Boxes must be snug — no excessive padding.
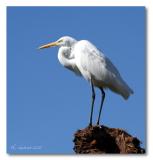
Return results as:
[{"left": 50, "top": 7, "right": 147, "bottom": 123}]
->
[{"left": 73, "top": 125, "right": 145, "bottom": 154}]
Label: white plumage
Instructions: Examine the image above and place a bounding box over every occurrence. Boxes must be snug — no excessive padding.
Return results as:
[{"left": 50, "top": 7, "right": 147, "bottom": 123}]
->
[
  {"left": 39, "top": 36, "right": 133, "bottom": 126},
  {"left": 73, "top": 40, "right": 133, "bottom": 99}
]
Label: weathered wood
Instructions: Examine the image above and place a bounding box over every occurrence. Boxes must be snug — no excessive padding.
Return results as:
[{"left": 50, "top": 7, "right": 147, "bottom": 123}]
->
[{"left": 73, "top": 125, "right": 145, "bottom": 154}]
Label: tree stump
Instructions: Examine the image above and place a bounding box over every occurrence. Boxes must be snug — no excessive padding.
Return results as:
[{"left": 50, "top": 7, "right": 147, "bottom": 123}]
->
[{"left": 73, "top": 125, "right": 145, "bottom": 154}]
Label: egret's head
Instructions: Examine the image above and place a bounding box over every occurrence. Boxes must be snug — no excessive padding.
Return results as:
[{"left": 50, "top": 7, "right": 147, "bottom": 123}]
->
[{"left": 38, "top": 36, "right": 77, "bottom": 49}]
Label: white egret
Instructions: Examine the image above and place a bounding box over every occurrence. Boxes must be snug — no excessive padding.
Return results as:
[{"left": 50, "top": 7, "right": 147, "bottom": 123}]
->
[{"left": 38, "top": 36, "right": 133, "bottom": 126}]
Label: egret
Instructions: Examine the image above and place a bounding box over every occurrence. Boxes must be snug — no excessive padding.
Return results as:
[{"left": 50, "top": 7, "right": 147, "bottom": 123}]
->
[{"left": 38, "top": 36, "right": 133, "bottom": 126}]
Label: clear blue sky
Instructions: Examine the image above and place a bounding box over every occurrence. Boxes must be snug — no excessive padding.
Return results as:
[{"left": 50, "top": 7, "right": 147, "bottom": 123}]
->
[{"left": 7, "top": 7, "right": 146, "bottom": 154}]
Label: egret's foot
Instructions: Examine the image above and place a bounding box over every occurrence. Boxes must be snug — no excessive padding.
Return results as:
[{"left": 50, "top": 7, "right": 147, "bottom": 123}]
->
[
  {"left": 96, "top": 121, "right": 102, "bottom": 128},
  {"left": 88, "top": 123, "right": 92, "bottom": 127},
  {"left": 96, "top": 121, "right": 100, "bottom": 126}
]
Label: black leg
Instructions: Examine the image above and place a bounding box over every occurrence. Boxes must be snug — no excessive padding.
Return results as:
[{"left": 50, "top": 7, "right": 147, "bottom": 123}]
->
[
  {"left": 89, "top": 81, "right": 95, "bottom": 126},
  {"left": 97, "top": 88, "right": 105, "bottom": 125}
]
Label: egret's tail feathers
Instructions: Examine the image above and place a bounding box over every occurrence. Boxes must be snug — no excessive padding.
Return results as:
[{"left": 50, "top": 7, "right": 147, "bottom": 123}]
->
[
  {"left": 110, "top": 78, "right": 134, "bottom": 100},
  {"left": 120, "top": 85, "right": 134, "bottom": 100}
]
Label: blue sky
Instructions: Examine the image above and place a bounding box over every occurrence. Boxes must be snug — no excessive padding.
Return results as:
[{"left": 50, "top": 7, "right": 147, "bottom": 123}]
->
[{"left": 7, "top": 7, "right": 145, "bottom": 154}]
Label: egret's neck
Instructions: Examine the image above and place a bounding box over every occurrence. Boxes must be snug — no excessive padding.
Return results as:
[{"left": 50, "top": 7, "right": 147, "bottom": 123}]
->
[{"left": 58, "top": 46, "right": 75, "bottom": 68}]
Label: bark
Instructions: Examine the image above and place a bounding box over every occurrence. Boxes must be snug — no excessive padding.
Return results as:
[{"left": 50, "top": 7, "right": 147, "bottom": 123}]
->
[{"left": 73, "top": 125, "right": 145, "bottom": 154}]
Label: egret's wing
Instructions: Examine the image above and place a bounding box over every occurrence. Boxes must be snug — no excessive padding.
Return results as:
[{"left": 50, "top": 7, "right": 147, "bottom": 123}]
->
[
  {"left": 89, "top": 44, "right": 121, "bottom": 77},
  {"left": 77, "top": 40, "right": 121, "bottom": 83},
  {"left": 105, "top": 57, "right": 121, "bottom": 77},
  {"left": 75, "top": 40, "right": 133, "bottom": 99}
]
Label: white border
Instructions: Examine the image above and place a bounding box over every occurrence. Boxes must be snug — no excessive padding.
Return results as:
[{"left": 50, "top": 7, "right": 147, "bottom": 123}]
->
[
  {"left": 0, "top": 0, "right": 149, "bottom": 6},
  {"left": 0, "top": 0, "right": 152, "bottom": 159}
]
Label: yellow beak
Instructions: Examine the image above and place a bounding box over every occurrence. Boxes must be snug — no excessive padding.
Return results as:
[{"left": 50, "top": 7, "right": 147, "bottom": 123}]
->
[{"left": 38, "top": 41, "right": 59, "bottom": 49}]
